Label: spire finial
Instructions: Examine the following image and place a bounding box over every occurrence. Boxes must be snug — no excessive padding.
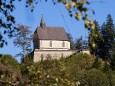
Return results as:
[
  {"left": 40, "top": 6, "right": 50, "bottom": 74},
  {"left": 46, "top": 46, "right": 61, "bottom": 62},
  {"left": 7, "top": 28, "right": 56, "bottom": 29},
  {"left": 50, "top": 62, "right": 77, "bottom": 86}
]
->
[{"left": 40, "top": 14, "right": 46, "bottom": 28}]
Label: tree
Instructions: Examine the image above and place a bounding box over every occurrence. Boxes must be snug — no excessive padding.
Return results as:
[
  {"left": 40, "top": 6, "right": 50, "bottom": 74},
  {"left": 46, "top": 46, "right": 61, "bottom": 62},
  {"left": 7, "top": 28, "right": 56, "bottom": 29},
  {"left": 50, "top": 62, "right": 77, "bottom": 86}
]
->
[
  {"left": 13, "top": 24, "right": 32, "bottom": 58},
  {"left": 75, "top": 36, "right": 89, "bottom": 51},
  {"left": 0, "top": 54, "right": 21, "bottom": 85},
  {"left": 88, "top": 20, "right": 102, "bottom": 56},
  {"left": 21, "top": 53, "right": 33, "bottom": 63},
  {"left": 0, "top": 0, "right": 16, "bottom": 48},
  {"left": 81, "top": 69, "right": 109, "bottom": 86},
  {"left": 0, "top": 0, "right": 95, "bottom": 48},
  {"left": 100, "top": 14, "right": 115, "bottom": 61},
  {"left": 0, "top": 54, "right": 19, "bottom": 69},
  {"left": 88, "top": 15, "right": 115, "bottom": 61},
  {"left": 74, "top": 36, "right": 83, "bottom": 51}
]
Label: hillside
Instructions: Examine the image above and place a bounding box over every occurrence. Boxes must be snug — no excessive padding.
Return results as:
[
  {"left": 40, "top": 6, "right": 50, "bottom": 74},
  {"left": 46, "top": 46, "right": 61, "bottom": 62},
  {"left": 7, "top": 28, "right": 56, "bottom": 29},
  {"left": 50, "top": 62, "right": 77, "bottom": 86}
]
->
[{"left": 0, "top": 53, "right": 115, "bottom": 86}]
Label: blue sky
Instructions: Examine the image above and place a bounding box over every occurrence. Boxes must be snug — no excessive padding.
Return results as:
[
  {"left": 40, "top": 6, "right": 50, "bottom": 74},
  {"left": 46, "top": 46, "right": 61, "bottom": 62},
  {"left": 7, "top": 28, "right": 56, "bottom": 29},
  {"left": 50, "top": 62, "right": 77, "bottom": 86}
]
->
[{"left": 0, "top": 0, "right": 115, "bottom": 62}]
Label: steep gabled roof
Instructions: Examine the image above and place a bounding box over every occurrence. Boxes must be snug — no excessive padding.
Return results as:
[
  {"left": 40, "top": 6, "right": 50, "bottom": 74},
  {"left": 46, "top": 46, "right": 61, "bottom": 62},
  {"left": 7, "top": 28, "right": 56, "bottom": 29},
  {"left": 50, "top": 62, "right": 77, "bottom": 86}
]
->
[{"left": 36, "top": 26, "right": 69, "bottom": 41}]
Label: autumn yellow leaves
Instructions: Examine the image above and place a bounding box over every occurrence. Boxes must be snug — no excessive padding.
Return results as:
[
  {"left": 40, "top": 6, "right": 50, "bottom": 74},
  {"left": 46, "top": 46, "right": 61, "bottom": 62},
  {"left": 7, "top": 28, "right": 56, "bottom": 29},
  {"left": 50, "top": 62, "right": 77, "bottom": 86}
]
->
[
  {"left": 64, "top": 0, "right": 91, "bottom": 26},
  {"left": 64, "top": 0, "right": 88, "bottom": 20},
  {"left": 64, "top": 0, "right": 97, "bottom": 48},
  {"left": 75, "top": 13, "right": 81, "bottom": 20},
  {"left": 65, "top": 3, "right": 71, "bottom": 10}
]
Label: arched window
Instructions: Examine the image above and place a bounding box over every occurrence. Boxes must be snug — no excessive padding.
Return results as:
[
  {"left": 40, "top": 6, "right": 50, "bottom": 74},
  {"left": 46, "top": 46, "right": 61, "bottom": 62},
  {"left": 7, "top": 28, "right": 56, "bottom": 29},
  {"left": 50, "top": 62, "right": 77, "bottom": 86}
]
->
[
  {"left": 50, "top": 41, "right": 52, "bottom": 47},
  {"left": 62, "top": 41, "right": 65, "bottom": 47}
]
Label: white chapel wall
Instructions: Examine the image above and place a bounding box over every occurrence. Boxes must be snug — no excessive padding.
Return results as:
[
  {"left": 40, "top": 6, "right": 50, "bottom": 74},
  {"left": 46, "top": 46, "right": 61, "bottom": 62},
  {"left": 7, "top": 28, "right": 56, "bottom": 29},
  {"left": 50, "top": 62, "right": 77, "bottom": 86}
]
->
[{"left": 39, "top": 40, "right": 70, "bottom": 50}]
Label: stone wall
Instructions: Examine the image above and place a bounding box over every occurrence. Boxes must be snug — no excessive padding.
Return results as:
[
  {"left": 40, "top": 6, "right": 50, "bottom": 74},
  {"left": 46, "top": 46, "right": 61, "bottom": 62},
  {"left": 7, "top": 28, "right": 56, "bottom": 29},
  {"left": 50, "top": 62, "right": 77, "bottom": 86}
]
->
[{"left": 33, "top": 49, "right": 76, "bottom": 62}]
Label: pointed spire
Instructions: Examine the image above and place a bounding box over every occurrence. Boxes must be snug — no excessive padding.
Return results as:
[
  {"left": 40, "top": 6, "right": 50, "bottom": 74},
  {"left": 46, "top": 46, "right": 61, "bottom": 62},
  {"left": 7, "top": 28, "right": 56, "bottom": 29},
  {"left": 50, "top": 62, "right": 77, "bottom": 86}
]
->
[{"left": 40, "top": 14, "right": 46, "bottom": 29}]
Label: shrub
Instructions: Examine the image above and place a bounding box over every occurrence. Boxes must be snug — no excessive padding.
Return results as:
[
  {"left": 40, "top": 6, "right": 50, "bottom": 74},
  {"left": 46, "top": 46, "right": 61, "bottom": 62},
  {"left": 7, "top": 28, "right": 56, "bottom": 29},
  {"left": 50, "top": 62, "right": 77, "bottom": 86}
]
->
[
  {"left": 21, "top": 54, "right": 33, "bottom": 63},
  {"left": 64, "top": 53, "right": 95, "bottom": 81},
  {"left": 92, "top": 58, "right": 106, "bottom": 70},
  {"left": 0, "top": 54, "right": 19, "bottom": 69},
  {"left": 110, "top": 71, "right": 115, "bottom": 86},
  {"left": 81, "top": 69, "right": 109, "bottom": 86}
]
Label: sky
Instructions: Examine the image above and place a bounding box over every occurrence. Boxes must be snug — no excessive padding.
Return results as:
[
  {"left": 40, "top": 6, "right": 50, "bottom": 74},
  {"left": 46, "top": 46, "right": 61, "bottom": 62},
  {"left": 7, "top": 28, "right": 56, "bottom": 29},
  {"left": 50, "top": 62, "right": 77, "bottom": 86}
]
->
[{"left": 0, "top": 0, "right": 115, "bottom": 62}]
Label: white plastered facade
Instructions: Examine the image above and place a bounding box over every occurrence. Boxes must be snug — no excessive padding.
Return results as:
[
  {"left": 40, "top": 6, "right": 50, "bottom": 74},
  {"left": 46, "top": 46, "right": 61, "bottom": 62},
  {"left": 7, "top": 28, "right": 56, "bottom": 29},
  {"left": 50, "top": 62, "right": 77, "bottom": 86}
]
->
[{"left": 38, "top": 40, "right": 70, "bottom": 50}]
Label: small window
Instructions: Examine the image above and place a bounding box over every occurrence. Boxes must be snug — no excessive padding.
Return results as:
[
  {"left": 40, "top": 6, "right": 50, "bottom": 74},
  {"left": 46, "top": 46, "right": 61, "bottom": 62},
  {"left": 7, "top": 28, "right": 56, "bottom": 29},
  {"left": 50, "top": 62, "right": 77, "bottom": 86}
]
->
[
  {"left": 50, "top": 41, "right": 52, "bottom": 47},
  {"left": 62, "top": 41, "right": 65, "bottom": 47}
]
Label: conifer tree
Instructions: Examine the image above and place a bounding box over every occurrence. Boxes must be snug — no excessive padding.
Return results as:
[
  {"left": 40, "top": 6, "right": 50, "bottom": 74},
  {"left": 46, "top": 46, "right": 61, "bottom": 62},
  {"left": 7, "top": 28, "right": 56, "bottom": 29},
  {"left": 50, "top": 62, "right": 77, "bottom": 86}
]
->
[{"left": 100, "top": 14, "right": 115, "bottom": 61}]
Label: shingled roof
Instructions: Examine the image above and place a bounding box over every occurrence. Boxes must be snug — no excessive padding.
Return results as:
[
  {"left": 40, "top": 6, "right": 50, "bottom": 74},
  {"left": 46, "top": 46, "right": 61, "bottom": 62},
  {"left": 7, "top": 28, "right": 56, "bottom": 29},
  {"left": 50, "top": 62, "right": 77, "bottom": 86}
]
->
[
  {"left": 35, "top": 16, "right": 69, "bottom": 41},
  {"left": 36, "top": 26, "right": 69, "bottom": 41}
]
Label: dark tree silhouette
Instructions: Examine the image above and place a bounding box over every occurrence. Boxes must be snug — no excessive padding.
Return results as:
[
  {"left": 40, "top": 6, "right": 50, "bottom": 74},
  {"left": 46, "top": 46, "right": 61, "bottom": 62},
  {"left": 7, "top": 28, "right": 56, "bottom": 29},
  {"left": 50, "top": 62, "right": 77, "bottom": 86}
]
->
[{"left": 100, "top": 14, "right": 115, "bottom": 60}]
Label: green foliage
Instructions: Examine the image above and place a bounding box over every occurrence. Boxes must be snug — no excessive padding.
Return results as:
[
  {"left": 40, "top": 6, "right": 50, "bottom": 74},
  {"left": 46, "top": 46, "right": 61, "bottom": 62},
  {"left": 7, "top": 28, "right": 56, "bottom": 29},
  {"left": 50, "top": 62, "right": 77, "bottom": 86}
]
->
[
  {"left": 1, "top": 53, "right": 115, "bottom": 85},
  {"left": 66, "top": 53, "right": 95, "bottom": 70},
  {"left": 99, "top": 14, "right": 115, "bottom": 60},
  {"left": 88, "top": 20, "right": 102, "bottom": 55},
  {"left": 0, "top": 55, "right": 21, "bottom": 85},
  {"left": 21, "top": 53, "right": 33, "bottom": 63},
  {"left": 109, "top": 71, "right": 115, "bottom": 86},
  {"left": 88, "top": 14, "right": 115, "bottom": 62},
  {"left": 19, "top": 61, "right": 79, "bottom": 86},
  {"left": 0, "top": 54, "right": 19, "bottom": 69},
  {"left": 75, "top": 37, "right": 89, "bottom": 51},
  {"left": 81, "top": 69, "right": 109, "bottom": 86},
  {"left": 64, "top": 53, "right": 95, "bottom": 81},
  {"left": 92, "top": 58, "right": 105, "bottom": 70}
]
